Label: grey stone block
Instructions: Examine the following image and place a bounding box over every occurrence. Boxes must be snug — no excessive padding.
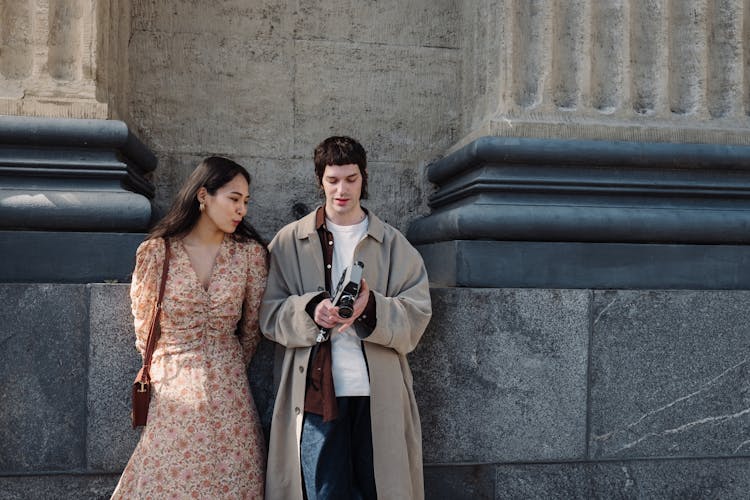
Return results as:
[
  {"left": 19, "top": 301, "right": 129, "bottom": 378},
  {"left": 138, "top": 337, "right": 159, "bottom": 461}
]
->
[
  {"left": 415, "top": 240, "right": 750, "bottom": 290},
  {"left": 424, "top": 464, "right": 494, "bottom": 500},
  {"left": 493, "top": 458, "right": 750, "bottom": 500},
  {"left": 412, "top": 288, "right": 590, "bottom": 463},
  {"left": 0, "top": 232, "right": 145, "bottom": 283},
  {"left": 590, "top": 290, "right": 750, "bottom": 459},
  {"left": 0, "top": 473, "right": 119, "bottom": 500},
  {"left": 86, "top": 284, "right": 141, "bottom": 472},
  {"left": 0, "top": 285, "right": 88, "bottom": 472}
]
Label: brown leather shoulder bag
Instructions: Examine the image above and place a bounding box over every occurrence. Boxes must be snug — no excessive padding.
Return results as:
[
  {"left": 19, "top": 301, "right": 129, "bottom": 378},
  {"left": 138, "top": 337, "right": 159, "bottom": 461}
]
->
[{"left": 131, "top": 239, "right": 171, "bottom": 428}]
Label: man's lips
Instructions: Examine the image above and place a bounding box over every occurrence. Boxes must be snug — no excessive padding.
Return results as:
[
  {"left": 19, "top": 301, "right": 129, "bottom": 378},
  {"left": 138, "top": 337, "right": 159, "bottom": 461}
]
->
[{"left": 334, "top": 198, "right": 349, "bottom": 205}]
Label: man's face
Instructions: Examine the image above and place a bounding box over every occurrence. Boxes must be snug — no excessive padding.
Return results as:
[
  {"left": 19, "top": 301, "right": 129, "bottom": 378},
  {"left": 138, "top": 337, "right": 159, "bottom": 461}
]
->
[{"left": 321, "top": 163, "right": 364, "bottom": 224}]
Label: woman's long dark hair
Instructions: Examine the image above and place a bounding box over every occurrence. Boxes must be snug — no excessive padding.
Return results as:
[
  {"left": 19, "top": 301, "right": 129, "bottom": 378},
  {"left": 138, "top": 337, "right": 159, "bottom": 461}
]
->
[{"left": 148, "top": 156, "right": 265, "bottom": 245}]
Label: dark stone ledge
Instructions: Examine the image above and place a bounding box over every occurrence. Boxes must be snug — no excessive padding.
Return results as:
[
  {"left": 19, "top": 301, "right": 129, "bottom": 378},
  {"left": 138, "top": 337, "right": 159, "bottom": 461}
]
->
[
  {"left": 417, "top": 240, "right": 750, "bottom": 289},
  {"left": 0, "top": 116, "right": 156, "bottom": 232},
  {"left": 0, "top": 231, "right": 146, "bottom": 283},
  {"left": 408, "top": 136, "right": 750, "bottom": 245}
]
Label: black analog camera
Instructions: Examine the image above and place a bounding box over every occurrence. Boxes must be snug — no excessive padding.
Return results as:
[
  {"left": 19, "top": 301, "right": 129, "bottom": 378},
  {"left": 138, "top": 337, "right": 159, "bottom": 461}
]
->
[{"left": 332, "top": 261, "right": 364, "bottom": 319}]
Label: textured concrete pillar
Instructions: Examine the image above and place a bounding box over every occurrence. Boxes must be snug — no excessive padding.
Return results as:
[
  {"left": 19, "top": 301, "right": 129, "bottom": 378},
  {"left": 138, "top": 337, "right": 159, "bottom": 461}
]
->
[
  {"left": 458, "top": 0, "right": 750, "bottom": 148},
  {"left": 0, "top": 0, "right": 106, "bottom": 118}
]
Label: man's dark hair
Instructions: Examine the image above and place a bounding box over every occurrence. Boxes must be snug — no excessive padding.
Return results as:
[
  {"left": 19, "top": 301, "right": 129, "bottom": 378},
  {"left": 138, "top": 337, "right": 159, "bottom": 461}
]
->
[{"left": 313, "top": 136, "right": 368, "bottom": 199}]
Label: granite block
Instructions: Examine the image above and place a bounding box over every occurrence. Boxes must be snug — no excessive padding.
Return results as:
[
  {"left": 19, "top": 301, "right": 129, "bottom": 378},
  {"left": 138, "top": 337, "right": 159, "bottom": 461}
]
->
[
  {"left": 590, "top": 290, "right": 750, "bottom": 459},
  {"left": 494, "top": 458, "right": 750, "bottom": 500},
  {"left": 0, "top": 285, "right": 88, "bottom": 472},
  {"left": 0, "top": 473, "right": 119, "bottom": 500},
  {"left": 412, "top": 288, "right": 590, "bottom": 463},
  {"left": 86, "top": 284, "right": 141, "bottom": 472},
  {"left": 424, "top": 464, "right": 495, "bottom": 500}
]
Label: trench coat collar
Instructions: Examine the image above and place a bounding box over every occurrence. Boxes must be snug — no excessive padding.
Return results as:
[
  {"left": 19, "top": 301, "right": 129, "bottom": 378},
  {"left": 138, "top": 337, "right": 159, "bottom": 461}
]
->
[{"left": 294, "top": 206, "right": 385, "bottom": 243}]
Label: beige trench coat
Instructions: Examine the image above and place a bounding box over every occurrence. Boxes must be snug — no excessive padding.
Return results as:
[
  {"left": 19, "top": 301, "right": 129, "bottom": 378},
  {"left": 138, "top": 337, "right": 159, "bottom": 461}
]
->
[{"left": 259, "top": 209, "right": 432, "bottom": 500}]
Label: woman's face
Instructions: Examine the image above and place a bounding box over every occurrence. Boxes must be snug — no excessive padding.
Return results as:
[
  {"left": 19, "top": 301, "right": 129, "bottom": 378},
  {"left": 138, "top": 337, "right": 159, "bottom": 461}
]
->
[{"left": 200, "top": 174, "right": 249, "bottom": 233}]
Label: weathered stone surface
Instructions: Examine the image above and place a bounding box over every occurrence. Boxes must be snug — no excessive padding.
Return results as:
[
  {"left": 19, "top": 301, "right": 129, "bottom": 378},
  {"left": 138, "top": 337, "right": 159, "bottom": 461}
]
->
[
  {"left": 0, "top": 473, "right": 119, "bottom": 500},
  {"left": 127, "top": 31, "right": 294, "bottom": 159},
  {"left": 412, "top": 288, "right": 590, "bottom": 463},
  {"left": 131, "top": 0, "right": 291, "bottom": 40},
  {"left": 87, "top": 284, "right": 141, "bottom": 472},
  {"left": 293, "top": 40, "right": 460, "bottom": 163},
  {"left": 493, "top": 458, "right": 750, "bottom": 500},
  {"left": 293, "top": 0, "right": 459, "bottom": 48},
  {"left": 0, "top": 285, "right": 88, "bottom": 472},
  {"left": 589, "top": 290, "right": 750, "bottom": 459}
]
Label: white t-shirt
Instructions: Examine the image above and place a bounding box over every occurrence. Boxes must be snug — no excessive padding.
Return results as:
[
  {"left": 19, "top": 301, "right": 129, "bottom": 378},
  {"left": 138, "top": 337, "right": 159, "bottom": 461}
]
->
[{"left": 326, "top": 216, "right": 370, "bottom": 397}]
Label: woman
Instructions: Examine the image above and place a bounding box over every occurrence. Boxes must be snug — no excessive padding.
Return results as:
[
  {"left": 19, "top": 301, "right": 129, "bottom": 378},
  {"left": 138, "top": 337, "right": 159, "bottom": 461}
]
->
[{"left": 112, "top": 157, "right": 267, "bottom": 499}]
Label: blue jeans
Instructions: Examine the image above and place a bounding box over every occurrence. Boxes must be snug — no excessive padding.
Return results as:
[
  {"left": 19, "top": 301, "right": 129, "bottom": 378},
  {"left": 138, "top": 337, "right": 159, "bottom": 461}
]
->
[{"left": 300, "top": 397, "right": 377, "bottom": 500}]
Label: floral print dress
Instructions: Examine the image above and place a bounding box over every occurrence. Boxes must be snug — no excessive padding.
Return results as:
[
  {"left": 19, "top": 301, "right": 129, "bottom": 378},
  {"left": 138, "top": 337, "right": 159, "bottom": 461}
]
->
[{"left": 111, "top": 236, "right": 267, "bottom": 499}]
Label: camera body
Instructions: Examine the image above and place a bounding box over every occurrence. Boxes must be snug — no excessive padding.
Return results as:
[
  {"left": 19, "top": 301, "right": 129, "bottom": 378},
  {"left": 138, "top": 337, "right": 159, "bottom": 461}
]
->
[{"left": 331, "top": 261, "right": 364, "bottom": 319}]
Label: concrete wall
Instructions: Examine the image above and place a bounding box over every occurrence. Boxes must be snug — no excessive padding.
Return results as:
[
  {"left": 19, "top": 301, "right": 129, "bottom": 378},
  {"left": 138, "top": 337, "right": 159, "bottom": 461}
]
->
[
  {"left": 1, "top": 284, "right": 748, "bottom": 498},
  {"left": 101, "top": 0, "right": 461, "bottom": 239}
]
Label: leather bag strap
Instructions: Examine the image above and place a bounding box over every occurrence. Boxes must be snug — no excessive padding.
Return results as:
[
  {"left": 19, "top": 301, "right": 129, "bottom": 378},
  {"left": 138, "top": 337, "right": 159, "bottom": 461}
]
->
[{"left": 140, "top": 239, "right": 171, "bottom": 380}]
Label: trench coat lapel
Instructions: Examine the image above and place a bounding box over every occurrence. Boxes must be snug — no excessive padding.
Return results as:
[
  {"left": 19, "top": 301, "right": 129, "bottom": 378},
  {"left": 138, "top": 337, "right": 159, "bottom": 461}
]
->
[{"left": 293, "top": 211, "right": 325, "bottom": 293}]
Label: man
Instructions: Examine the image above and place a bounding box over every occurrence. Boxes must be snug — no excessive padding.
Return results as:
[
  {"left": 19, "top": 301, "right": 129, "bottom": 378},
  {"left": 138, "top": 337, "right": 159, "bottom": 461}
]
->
[{"left": 260, "top": 136, "right": 432, "bottom": 499}]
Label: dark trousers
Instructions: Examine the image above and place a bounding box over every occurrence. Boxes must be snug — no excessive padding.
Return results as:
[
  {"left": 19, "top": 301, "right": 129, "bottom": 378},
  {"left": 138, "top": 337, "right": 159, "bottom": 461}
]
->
[{"left": 300, "top": 396, "right": 377, "bottom": 500}]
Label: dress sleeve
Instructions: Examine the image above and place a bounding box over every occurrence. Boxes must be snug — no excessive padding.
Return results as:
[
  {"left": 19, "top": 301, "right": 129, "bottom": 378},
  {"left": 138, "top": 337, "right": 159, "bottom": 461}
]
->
[
  {"left": 238, "top": 241, "right": 269, "bottom": 366},
  {"left": 129, "top": 238, "right": 165, "bottom": 356}
]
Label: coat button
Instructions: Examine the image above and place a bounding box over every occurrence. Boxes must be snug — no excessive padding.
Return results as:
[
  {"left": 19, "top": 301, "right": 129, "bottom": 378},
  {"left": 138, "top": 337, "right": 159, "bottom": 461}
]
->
[
  {"left": 328, "top": 240, "right": 333, "bottom": 245},
  {"left": 295, "top": 406, "right": 301, "bottom": 415},
  {"left": 326, "top": 264, "right": 331, "bottom": 269},
  {"left": 299, "top": 365, "right": 305, "bottom": 373}
]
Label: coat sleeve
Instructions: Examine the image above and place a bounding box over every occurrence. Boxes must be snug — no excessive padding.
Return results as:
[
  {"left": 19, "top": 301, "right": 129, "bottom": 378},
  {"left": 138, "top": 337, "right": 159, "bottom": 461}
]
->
[
  {"left": 237, "top": 241, "right": 269, "bottom": 365},
  {"left": 129, "top": 238, "right": 164, "bottom": 356},
  {"left": 362, "top": 236, "right": 432, "bottom": 355},
  {"left": 259, "top": 233, "right": 321, "bottom": 348}
]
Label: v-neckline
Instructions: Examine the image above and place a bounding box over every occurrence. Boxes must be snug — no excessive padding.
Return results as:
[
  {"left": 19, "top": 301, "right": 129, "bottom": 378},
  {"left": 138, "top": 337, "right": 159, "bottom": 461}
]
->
[{"left": 179, "top": 235, "right": 226, "bottom": 293}]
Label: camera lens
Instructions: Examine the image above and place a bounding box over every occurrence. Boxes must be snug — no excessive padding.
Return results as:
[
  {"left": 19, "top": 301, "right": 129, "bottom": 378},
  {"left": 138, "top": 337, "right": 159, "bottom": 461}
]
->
[{"left": 338, "top": 295, "right": 354, "bottom": 318}]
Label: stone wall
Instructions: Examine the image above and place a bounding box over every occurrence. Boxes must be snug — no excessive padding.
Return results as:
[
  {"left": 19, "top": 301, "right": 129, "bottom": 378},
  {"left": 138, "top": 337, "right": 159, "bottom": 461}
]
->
[
  {"left": 1, "top": 284, "right": 747, "bottom": 499},
  {"left": 101, "top": 0, "right": 461, "bottom": 239}
]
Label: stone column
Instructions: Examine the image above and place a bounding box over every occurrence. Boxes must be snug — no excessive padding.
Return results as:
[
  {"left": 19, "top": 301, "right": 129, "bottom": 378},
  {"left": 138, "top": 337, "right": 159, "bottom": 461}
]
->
[
  {"left": 0, "top": 0, "right": 106, "bottom": 118},
  {"left": 413, "top": 0, "right": 750, "bottom": 290},
  {"left": 458, "top": 0, "right": 750, "bottom": 150}
]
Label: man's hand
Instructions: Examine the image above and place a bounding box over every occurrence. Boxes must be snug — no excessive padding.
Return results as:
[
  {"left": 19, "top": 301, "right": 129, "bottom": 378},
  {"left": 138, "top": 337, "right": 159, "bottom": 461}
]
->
[
  {"left": 314, "top": 279, "right": 370, "bottom": 332},
  {"left": 314, "top": 298, "right": 341, "bottom": 330}
]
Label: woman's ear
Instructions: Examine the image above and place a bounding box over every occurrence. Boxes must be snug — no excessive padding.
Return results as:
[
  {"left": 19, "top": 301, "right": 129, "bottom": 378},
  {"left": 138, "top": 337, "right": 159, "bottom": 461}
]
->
[{"left": 196, "top": 187, "right": 208, "bottom": 204}]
